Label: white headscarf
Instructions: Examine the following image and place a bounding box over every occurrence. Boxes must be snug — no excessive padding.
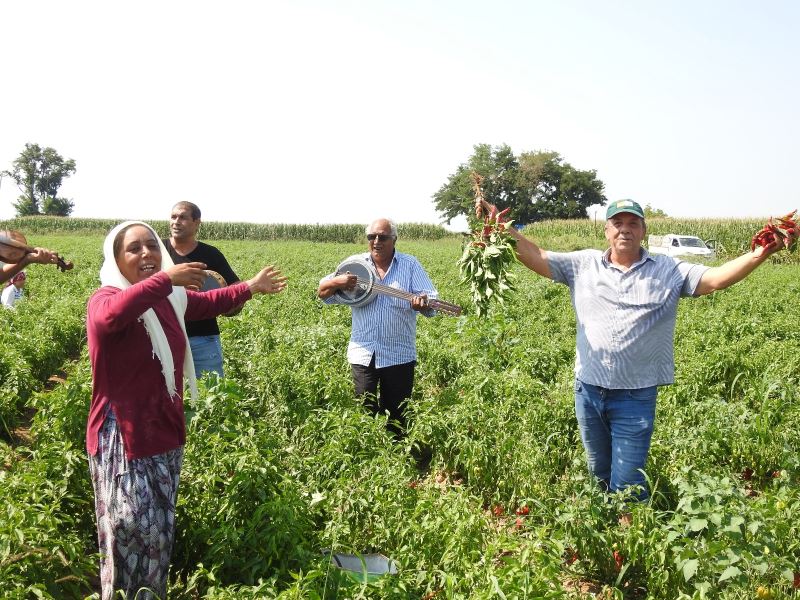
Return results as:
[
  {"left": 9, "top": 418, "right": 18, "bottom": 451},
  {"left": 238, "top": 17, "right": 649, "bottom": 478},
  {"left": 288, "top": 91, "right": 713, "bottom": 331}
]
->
[{"left": 100, "top": 220, "right": 198, "bottom": 401}]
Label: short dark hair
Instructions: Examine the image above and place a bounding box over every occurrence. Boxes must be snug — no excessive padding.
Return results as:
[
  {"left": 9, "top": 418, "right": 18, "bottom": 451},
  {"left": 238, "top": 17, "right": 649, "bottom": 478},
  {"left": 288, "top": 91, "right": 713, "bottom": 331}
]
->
[{"left": 172, "top": 201, "right": 201, "bottom": 220}]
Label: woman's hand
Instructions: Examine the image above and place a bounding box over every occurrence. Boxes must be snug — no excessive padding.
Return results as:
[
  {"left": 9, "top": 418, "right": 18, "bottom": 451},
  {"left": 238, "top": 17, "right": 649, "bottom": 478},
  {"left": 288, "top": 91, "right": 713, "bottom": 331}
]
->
[
  {"left": 247, "top": 266, "right": 288, "bottom": 295},
  {"left": 165, "top": 262, "right": 207, "bottom": 289}
]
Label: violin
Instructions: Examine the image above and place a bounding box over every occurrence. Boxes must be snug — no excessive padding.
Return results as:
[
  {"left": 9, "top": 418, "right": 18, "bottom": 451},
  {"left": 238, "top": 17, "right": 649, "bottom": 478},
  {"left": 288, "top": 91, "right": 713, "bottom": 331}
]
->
[{"left": 0, "top": 229, "right": 74, "bottom": 272}]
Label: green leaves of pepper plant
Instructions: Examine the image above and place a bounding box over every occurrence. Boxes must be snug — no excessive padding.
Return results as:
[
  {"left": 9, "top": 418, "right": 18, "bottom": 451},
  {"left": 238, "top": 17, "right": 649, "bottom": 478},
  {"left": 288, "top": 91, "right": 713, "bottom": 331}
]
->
[
  {"left": 458, "top": 226, "right": 518, "bottom": 316},
  {"left": 2, "top": 231, "right": 800, "bottom": 598}
]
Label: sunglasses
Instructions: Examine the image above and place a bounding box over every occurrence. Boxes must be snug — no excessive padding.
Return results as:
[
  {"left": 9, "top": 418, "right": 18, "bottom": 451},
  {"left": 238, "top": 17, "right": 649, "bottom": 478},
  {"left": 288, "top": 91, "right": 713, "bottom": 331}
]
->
[{"left": 367, "top": 233, "right": 393, "bottom": 242}]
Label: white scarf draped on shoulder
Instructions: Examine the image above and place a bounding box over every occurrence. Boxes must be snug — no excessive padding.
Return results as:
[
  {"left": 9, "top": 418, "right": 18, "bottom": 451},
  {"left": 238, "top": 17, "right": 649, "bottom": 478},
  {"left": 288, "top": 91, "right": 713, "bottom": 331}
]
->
[{"left": 99, "top": 220, "right": 198, "bottom": 401}]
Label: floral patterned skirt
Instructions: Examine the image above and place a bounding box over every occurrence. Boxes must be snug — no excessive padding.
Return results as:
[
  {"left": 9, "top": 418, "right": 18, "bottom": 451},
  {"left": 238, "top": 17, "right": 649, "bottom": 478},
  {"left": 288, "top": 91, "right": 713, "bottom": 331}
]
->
[{"left": 88, "top": 411, "right": 183, "bottom": 600}]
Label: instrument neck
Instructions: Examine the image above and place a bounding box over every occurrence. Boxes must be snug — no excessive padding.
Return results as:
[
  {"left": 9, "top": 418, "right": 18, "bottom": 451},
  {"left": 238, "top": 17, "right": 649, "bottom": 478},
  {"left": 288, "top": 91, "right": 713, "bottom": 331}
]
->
[
  {"left": 371, "top": 280, "right": 415, "bottom": 301},
  {"left": 352, "top": 275, "right": 461, "bottom": 316}
]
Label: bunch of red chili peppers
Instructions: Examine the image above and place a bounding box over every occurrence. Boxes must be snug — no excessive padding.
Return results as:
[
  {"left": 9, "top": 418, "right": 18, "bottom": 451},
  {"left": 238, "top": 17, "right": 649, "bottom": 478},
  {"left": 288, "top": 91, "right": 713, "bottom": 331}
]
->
[
  {"left": 458, "top": 173, "right": 518, "bottom": 316},
  {"left": 475, "top": 204, "right": 511, "bottom": 241},
  {"left": 470, "top": 172, "right": 512, "bottom": 243},
  {"left": 750, "top": 209, "right": 798, "bottom": 252}
]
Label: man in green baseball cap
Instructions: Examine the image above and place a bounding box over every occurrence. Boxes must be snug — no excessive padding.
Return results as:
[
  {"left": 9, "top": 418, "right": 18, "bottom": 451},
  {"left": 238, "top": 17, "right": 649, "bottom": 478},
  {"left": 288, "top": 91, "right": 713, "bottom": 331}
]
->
[
  {"left": 603, "top": 199, "right": 648, "bottom": 265},
  {"left": 606, "top": 199, "right": 645, "bottom": 220},
  {"left": 473, "top": 192, "right": 797, "bottom": 509}
]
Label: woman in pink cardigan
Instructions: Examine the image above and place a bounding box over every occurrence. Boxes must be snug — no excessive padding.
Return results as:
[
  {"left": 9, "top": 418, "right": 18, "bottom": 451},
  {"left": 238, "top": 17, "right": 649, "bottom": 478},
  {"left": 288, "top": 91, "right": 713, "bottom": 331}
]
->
[{"left": 86, "top": 221, "right": 286, "bottom": 600}]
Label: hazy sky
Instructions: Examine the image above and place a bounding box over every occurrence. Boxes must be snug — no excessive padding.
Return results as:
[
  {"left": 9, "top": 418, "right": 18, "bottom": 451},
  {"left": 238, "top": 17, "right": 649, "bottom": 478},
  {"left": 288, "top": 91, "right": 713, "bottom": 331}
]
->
[{"left": 1, "top": 0, "right": 798, "bottom": 229}]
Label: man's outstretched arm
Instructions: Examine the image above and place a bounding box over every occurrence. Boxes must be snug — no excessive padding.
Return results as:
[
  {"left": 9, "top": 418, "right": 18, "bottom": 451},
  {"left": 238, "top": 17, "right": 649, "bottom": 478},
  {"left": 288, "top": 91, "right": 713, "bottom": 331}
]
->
[{"left": 695, "top": 234, "right": 796, "bottom": 295}]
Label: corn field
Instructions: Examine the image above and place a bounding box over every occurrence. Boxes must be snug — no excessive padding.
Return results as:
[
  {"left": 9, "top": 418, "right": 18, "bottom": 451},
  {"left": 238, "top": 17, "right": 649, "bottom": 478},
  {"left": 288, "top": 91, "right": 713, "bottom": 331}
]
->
[
  {"left": 0, "top": 217, "right": 449, "bottom": 243},
  {"left": 4, "top": 215, "right": 791, "bottom": 258}
]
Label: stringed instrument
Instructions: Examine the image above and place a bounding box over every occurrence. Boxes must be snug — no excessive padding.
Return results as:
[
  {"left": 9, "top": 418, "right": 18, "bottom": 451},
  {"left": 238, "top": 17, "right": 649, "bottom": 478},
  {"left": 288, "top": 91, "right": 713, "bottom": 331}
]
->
[
  {"left": 334, "top": 258, "right": 462, "bottom": 316},
  {"left": 0, "top": 229, "right": 74, "bottom": 272},
  {"left": 196, "top": 269, "right": 242, "bottom": 316}
]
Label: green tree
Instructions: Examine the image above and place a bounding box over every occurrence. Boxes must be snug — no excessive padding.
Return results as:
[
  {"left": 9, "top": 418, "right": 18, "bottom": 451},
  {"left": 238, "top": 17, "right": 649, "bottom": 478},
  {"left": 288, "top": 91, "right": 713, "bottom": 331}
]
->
[
  {"left": 2, "top": 143, "right": 76, "bottom": 216},
  {"left": 433, "top": 144, "right": 606, "bottom": 224},
  {"left": 643, "top": 203, "right": 668, "bottom": 218},
  {"left": 433, "top": 144, "right": 519, "bottom": 224}
]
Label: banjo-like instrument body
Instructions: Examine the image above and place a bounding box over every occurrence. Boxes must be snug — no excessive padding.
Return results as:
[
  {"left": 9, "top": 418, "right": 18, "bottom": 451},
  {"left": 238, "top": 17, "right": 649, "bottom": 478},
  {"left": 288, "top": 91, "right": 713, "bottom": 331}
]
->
[
  {"left": 199, "top": 269, "right": 227, "bottom": 292},
  {"left": 334, "top": 258, "right": 462, "bottom": 316},
  {"left": 196, "top": 269, "right": 242, "bottom": 317}
]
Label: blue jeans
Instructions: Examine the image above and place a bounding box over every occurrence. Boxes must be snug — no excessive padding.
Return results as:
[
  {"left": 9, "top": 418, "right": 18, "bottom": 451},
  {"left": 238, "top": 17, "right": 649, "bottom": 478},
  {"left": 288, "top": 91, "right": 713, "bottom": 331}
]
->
[
  {"left": 189, "top": 335, "right": 224, "bottom": 378},
  {"left": 574, "top": 379, "right": 657, "bottom": 501}
]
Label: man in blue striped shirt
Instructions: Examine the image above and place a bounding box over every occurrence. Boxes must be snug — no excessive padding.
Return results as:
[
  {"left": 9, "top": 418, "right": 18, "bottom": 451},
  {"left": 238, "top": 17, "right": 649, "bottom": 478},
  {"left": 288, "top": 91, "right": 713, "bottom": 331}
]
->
[
  {"left": 480, "top": 197, "right": 795, "bottom": 502},
  {"left": 318, "top": 218, "right": 438, "bottom": 437}
]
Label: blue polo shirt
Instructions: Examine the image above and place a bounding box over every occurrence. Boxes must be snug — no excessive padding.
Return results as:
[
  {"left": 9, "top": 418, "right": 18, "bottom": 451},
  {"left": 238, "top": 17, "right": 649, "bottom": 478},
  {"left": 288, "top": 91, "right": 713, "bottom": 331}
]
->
[{"left": 547, "top": 248, "right": 709, "bottom": 389}]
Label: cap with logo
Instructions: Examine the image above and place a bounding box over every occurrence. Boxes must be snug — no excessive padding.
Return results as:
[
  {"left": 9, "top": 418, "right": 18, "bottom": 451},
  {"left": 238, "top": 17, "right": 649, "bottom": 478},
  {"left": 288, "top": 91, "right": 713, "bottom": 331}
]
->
[{"left": 605, "top": 199, "right": 644, "bottom": 219}]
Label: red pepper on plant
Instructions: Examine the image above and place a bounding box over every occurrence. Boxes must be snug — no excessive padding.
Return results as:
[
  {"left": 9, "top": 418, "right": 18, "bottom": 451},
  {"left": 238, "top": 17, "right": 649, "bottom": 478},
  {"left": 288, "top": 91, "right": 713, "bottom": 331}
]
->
[{"left": 613, "top": 550, "right": 625, "bottom": 572}]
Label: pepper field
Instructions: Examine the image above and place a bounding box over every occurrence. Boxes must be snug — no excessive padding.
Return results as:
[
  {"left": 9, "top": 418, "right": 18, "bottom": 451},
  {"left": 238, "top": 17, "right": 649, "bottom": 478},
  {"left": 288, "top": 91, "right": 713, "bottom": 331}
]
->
[{"left": 1, "top": 219, "right": 799, "bottom": 599}]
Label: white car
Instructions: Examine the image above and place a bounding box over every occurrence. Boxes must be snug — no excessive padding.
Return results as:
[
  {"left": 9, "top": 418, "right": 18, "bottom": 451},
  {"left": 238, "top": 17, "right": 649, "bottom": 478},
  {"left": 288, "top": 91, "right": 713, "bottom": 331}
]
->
[{"left": 648, "top": 234, "right": 716, "bottom": 260}]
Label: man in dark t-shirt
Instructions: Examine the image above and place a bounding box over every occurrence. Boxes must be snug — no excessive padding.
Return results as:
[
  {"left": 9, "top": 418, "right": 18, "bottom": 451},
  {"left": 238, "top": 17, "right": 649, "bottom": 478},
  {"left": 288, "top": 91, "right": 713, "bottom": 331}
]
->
[{"left": 163, "top": 201, "right": 240, "bottom": 377}]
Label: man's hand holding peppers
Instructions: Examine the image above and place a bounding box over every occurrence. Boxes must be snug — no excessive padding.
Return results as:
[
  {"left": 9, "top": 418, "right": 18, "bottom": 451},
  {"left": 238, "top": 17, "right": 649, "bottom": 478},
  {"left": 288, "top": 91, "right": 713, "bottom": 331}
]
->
[{"left": 751, "top": 210, "right": 798, "bottom": 256}]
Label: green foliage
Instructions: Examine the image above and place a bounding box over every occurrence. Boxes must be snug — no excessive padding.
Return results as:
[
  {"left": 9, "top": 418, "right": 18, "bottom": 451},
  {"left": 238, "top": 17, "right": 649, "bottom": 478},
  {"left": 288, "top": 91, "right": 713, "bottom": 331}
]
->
[
  {"left": 1, "top": 232, "right": 799, "bottom": 598},
  {"left": 0, "top": 243, "right": 90, "bottom": 435},
  {"left": 0, "top": 357, "right": 96, "bottom": 598},
  {"left": 175, "top": 377, "right": 318, "bottom": 586},
  {"left": 10, "top": 196, "right": 39, "bottom": 218},
  {"left": 434, "top": 144, "right": 520, "bottom": 224},
  {"left": 458, "top": 224, "right": 518, "bottom": 316},
  {"left": 644, "top": 203, "right": 669, "bottom": 218},
  {"left": 0, "top": 439, "right": 97, "bottom": 598},
  {"left": 2, "top": 143, "right": 76, "bottom": 216},
  {"left": 434, "top": 143, "right": 607, "bottom": 224},
  {"left": 517, "top": 149, "right": 606, "bottom": 222},
  {"left": 41, "top": 196, "right": 75, "bottom": 217}
]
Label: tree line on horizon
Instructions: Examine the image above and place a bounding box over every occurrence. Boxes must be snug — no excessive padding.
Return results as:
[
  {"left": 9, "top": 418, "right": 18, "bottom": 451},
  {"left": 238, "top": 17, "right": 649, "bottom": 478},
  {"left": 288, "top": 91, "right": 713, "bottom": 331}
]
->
[{"left": 3, "top": 141, "right": 667, "bottom": 222}]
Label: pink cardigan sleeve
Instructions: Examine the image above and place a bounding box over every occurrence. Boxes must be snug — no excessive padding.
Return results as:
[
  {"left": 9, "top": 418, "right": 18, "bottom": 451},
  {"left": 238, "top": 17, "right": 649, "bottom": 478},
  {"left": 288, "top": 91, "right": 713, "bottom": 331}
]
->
[
  {"left": 88, "top": 272, "right": 173, "bottom": 335},
  {"left": 185, "top": 281, "right": 252, "bottom": 321}
]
